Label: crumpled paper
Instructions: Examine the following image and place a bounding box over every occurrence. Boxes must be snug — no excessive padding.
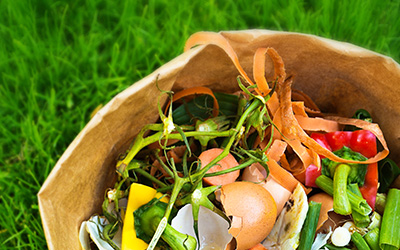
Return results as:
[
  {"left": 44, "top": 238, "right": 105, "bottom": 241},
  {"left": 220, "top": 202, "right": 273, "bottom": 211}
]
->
[{"left": 38, "top": 29, "right": 400, "bottom": 250}]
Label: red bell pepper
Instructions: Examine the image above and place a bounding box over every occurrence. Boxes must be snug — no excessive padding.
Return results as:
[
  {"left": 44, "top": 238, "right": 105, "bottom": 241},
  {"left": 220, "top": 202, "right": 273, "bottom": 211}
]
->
[{"left": 308, "top": 130, "right": 378, "bottom": 209}]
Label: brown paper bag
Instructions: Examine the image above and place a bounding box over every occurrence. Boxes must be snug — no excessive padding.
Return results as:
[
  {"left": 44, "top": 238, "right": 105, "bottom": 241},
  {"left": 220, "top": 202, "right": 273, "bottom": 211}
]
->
[{"left": 38, "top": 30, "right": 400, "bottom": 250}]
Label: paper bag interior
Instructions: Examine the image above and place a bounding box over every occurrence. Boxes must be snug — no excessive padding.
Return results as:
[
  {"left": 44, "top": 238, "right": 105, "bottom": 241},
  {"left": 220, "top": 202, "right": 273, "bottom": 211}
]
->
[{"left": 38, "top": 30, "right": 400, "bottom": 250}]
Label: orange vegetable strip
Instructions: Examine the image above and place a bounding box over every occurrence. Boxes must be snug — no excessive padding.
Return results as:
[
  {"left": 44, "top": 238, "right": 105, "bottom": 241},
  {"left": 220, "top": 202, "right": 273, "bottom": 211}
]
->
[
  {"left": 164, "top": 86, "right": 219, "bottom": 117},
  {"left": 295, "top": 116, "right": 340, "bottom": 133},
  {"left": 279, "top": 77, "right": 389, "bottom": 165},
  {"left": 184, "top": 32, "right": 259, "bottom": 94},
  {"left": 282, "top": 137, "right": 314, "bottom": 170},
  {"left": 253, "top": 47, "right": 285, "bottom": 114},
  {"left": 271, "top": 107, "right": 283, "bottom": 141},
  {"left": 253, "top": 48, "right": 286, "bottom": 95},
  {"left": 266, "top": 140, "right": 287, "bottom": 162},
  {"left": 267, "top": 158, "right": 311, "bottom": 194},
  {"left": 292, "top": 101, "right": 309, "bottom": 117},
  {"left": 292, "top": 89, "right": 321, "bottom": 113},
  {"left": 266, "top": 159, "right": 299, "bottom": 192}
]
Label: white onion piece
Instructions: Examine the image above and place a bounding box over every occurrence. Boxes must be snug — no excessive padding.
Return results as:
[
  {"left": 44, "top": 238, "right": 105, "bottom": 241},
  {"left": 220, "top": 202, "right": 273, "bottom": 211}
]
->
[
  {"left": 171, "top": 204, "right": 232, "bottom": 250},
  {"left": 331, "top": 227, "right": 351, "bottom": 247}
]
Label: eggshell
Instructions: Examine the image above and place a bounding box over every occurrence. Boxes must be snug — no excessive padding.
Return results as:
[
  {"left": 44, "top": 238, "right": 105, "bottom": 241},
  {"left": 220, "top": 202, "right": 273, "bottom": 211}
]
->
[
  {"left": 242, "top": 164, "right": 291, "bottom": 215},
  {"left": 220, "top": 182, "right": 277, "bottom": 250},
  {"left": 171, "top": 204, "right": 233, "bottom": 250}
]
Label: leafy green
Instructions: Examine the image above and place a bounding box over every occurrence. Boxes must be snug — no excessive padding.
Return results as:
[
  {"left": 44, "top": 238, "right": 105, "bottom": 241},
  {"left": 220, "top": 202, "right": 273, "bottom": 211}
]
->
[{"left": 322, "top": 146, "right": 368, "bottom": 186}]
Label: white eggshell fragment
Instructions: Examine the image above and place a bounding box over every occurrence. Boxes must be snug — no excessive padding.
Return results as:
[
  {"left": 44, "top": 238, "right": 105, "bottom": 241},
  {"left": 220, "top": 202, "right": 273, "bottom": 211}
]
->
[
  {"left": 171, "top": 204, "right": 233, "bottom": 250},
  {"left": 80, "top": 215, "right": 122, "bottom": 250},
  {"left": 79, "top": 221, "right": 91, "bottom": 250},
  {"left": 85, "top": 216, "right": 115, "bottom": 250}
]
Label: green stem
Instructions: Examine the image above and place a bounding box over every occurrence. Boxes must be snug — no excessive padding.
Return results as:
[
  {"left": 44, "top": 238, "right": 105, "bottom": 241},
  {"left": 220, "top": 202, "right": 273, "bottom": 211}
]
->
[
  {"left": 134, "top": 168, "right": 167, "bottom": 188},
  {"left": 152, "top": 151, "right": 174, "bottom": 179},
  {"left": 333, "top": 164, "right": 352, "bottom": 215},
  {"left": 316, "top": 175, "right": 372, "bottom": 216},
  {"left": 118, "top": 128, "right": 235, "bottom": 171},
  {"left": 195, "top": 99, "right": 262, "bottom": 180},
  {"left": 202, "top": 158, "right": 256, "bottom": 177},
  {"left": 348, "top": 183, "right": 370, "bottom": 227},
  {"left": 147, "top": 176, "right": 188, "bottom": 250}
]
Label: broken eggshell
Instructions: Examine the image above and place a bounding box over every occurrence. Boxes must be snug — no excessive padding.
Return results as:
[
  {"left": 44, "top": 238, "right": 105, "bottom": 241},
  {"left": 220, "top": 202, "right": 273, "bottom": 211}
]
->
[
  {"left": 171, "top": 204, "right": 232, "bottom": 250},
  {"left": 79, "top": 198, "right": 127, "bottom": 250},
  {"left": 79, "top": 215, "right": 122, "bottom": 250},
  {"left": 218, "top": 181, "right": 277, "bottom": 250},
  {"left": 242, "top": 163, "right": 292, "bottom": 215}
]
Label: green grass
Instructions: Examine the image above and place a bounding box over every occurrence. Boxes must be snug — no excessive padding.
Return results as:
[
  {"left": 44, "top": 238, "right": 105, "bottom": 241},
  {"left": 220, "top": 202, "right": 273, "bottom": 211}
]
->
[{"left": 1, "top": 0, "right": 399, "bottom": 249}]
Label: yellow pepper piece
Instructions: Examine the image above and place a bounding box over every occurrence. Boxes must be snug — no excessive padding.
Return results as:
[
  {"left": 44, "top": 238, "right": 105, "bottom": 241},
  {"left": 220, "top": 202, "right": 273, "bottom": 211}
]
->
[{"left": 122, "top": 183, "right": 168, "bottom": 250}]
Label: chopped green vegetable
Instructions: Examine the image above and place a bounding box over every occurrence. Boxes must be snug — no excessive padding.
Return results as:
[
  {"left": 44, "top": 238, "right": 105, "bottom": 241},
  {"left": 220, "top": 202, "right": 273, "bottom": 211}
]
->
[
  {"left": 322, "top": 146, "right": 368, "bottom": 186},
  {"left": 378, "top": 158, "right": 400, "bottom": 193},
  {"left": 375, "top": 193, "right": 387, "bottom": 214},
  {"left": 348, "top": 183, "right": 370, "bottom": 227},
  {"left": 351, "top": 231, "right": 371, "bottom": 250},
  {"left": 380, "top": 188, "right": 400, "bottom": 250},
  {"left": 134, "top": 198, "right": 197, "bottom": 250},
  {"left": 321, "top": 147, "right": 368, "bottom": 215},
  {"left": 316, "top": 175, "right": 372, "bottom": 216},
  {"left": 364, "top": 227, "right": 380, "bottom": 250},
  {"left": 298, "top": 201, "right": 321, "bottom": 250},
  {"left": 367, "top": 211, "right": 381, "bottom": 230},
  {"left": 324, "top": 244, "right": 351, "bottom": 250}
]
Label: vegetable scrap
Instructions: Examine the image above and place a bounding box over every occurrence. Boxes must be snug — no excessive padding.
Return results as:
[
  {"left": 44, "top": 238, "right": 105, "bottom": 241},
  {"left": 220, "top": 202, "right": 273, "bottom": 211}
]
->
[{"left": 79, "top": 31, "right": 400, "bottom": 250}]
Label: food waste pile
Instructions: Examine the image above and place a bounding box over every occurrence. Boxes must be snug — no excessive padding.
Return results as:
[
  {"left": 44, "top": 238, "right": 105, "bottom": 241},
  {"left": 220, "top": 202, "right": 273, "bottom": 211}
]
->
[{"left": 79, "top": 32, "right": 400, "bottom": 250}]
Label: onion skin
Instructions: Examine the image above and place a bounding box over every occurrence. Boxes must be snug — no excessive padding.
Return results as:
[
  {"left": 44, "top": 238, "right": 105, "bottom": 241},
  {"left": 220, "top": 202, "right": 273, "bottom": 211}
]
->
[{"left": 220, "top": 182, "right": 277, "bottom": 250}]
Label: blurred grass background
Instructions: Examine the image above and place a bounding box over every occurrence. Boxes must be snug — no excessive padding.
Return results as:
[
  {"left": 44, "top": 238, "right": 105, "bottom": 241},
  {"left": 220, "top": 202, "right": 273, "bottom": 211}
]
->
[{"left": 1, "top": 0, "right": 399, "bottom": 249}]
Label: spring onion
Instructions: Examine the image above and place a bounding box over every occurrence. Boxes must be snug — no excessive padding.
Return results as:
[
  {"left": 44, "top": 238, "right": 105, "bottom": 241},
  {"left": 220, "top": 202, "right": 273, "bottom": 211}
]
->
[
  {"left": 379, "top": 188, "right": 400, "bottom": 250},
  {"left": 351, "top": 232, "right": 370, "bottom": 250},
  {"left": 348, "top": 183, "right": 370, "bottom": 227},
  {"left": 298, "top": 201, "right": 321, "bottom": 250},
  {"left": 364, "top": 227, "right": 380, "bottom": 250}
]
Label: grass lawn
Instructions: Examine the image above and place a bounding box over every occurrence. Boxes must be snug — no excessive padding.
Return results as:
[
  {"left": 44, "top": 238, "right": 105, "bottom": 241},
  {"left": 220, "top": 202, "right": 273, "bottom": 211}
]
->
[{"left": 1, "top": 0, "right": 399, "bottom": 249}]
